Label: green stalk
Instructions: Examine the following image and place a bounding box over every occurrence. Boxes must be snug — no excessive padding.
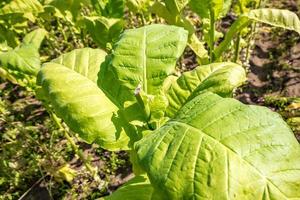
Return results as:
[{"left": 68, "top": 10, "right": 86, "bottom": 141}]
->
[
  {"left": 237, "top": 0, "right": 244, "bottom": 14},
  {"left": 245, "top": 23, "right": 255, "bottom": 64},
  {"left": 233, "top": 33, "right": 241, "bottom": 62},
  {"left": 245, "top": 0, "right": 265, "bottom": 64},
  {"left": 49, "top": 111, "right": 103, "bottom": 185},
  {"left": 209, "top": 9, "right": 215, "bottom": 62}
]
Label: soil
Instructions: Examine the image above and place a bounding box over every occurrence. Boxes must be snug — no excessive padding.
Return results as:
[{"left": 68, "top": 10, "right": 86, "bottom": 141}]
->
[{"left": 236, "top": 30, "right": 300, "bottom": 104}]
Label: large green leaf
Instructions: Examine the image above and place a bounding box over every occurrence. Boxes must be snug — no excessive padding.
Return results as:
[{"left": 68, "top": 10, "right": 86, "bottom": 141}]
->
[
  {"left": 98, "top": 24, "right": 188, "bottom": 109},
  {"left": 0, "top": 44, "right": 40, "bottom": 76},
  {"left": 22, "top": 28, "right": 47, "bottom": 49},
  {"left": 0, "top": 0, "right": 43, "bottom": 15},
  {"left": 166, "top": 62, "right": 246, "bottom": 117},
  {"left": 83, "top": 16, "right": 124, "bottom": 49},
  {"left": 215, "top": 9, "right": 300, "bottom": 59},
  {"left": 101, "top": 175, "right": 158, "bottom": 200},
  {"left": 51, "top": 48, "right": 106, "bottom": 83},
  {"left": 0, "top": 0, "right": 43, "bottom": 21},
  {"left": 136, "top": 92, "right": 300, "bottom": 199},
  {"left": 37, "top": 48, "right": 136, "bottom": 151}
]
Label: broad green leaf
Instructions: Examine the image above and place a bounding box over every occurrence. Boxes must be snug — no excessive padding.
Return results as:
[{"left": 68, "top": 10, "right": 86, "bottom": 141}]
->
[
  {"left": 37, "top": 63, "right": 135, "bottom": 150},
  {"left": 166, "top": 62, "right": 246, "bottom": 117},
  {"left": 136, "top": 92, "right": 300, "bottom": 199},
  {"left": 22, "top": 28, "right": 47, "bottom": 49},
  {"left": 215, "top": 9, "right": 300, "bottom": 60},
  {"left": 0, "top": 0, "right": 43, "bottom": 21},
  {"left": 0, "top": 44, "right": 40, "bottom": 76},
  {"left": 246, "top": 9, "right": 300, "bottom": 33},
  {"left": 0, "top": 0, "right": 43, "bottom": 15},
  {"left": 37, "top": 48, "right": 136, "bottom": 151},
  {"left": 101, "top": 175, "right": 158, "bottom": 200},
  {"left": 83, "top": 16, "right": 124, "bottom": 49},
  {"left": 98, "top": 24, "right": 188, "bottom": 109},
  {"left": 51, "top": 48, "right": 106, "bottom": 83},
  {"left": 165, "top": 0, "right": 190, "bottom": 14}
]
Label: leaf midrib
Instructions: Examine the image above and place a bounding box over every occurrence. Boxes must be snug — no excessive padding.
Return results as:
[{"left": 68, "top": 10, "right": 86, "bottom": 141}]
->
[{"left": 142, "top": 27, "right": 147, "bottom": 93}]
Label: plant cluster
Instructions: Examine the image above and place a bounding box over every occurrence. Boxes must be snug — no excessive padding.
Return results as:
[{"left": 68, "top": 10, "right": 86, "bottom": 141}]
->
[{"left": 1, "top": 0, "right": 300, "bottom": 199}]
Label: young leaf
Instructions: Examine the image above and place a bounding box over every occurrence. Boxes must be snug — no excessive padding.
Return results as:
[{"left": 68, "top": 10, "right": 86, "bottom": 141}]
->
[
  {"left": 188, "top": 34, "right": 209, "bottom": 64},
  {"left": 165, "top": 62, "right": 246, "bottom": 117},
  {"left": 164, "top": 0, "right": 190, "bottom": 14},
  {"left": 37, "top": 48, "right": 136, "bottom": 151},
  {"left": 189, "top": 0, "right": 224, "bottom": 19},
  {"left": 83, "top": 16, "right": 124, "bottom": 49},
  {"left": 126, "top": 0, "right": 151, "bottom": 13},
  {"left": 98, "top": 24, "right": 188, "bottom": 108},
  {"left": 215, "top": 9, "right": 300, "bottom": 59},
  {"left": 101, "top": 175, "right": 158, "bottom": 200},
  {"left": 136, "top": 92, "right": 300, "bottom": 199},
  {"left": 90, "top": 0, "right": 124, "bottom": 18}
]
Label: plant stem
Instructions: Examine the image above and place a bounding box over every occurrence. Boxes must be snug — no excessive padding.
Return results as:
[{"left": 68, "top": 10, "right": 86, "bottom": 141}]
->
[
  {"left": 209, "top": 9, "right": 215, "bottom": 62},
  {"left": 237, "top": 0, "right": 244, "bottom": 14},
  {"left": 245, "top": 23, "right": 255, "bottom": 64},
  {"left": 49, "top": 111, "right": 103, "bottom": 185},
  {"left": 233, "top": 33, "right": 241, "bottom": 62}
]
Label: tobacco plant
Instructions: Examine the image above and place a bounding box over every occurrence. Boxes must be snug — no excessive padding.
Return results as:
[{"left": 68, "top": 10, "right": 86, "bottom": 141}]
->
[
  {"left": 151, "top": 0, "right": 300, "bottom": 63},
  {"left": 0, "top": 28, "right": 46, "bottom": 89},
  {"left": 35, "top": 24, "right": 300, "bottom": 199}
]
